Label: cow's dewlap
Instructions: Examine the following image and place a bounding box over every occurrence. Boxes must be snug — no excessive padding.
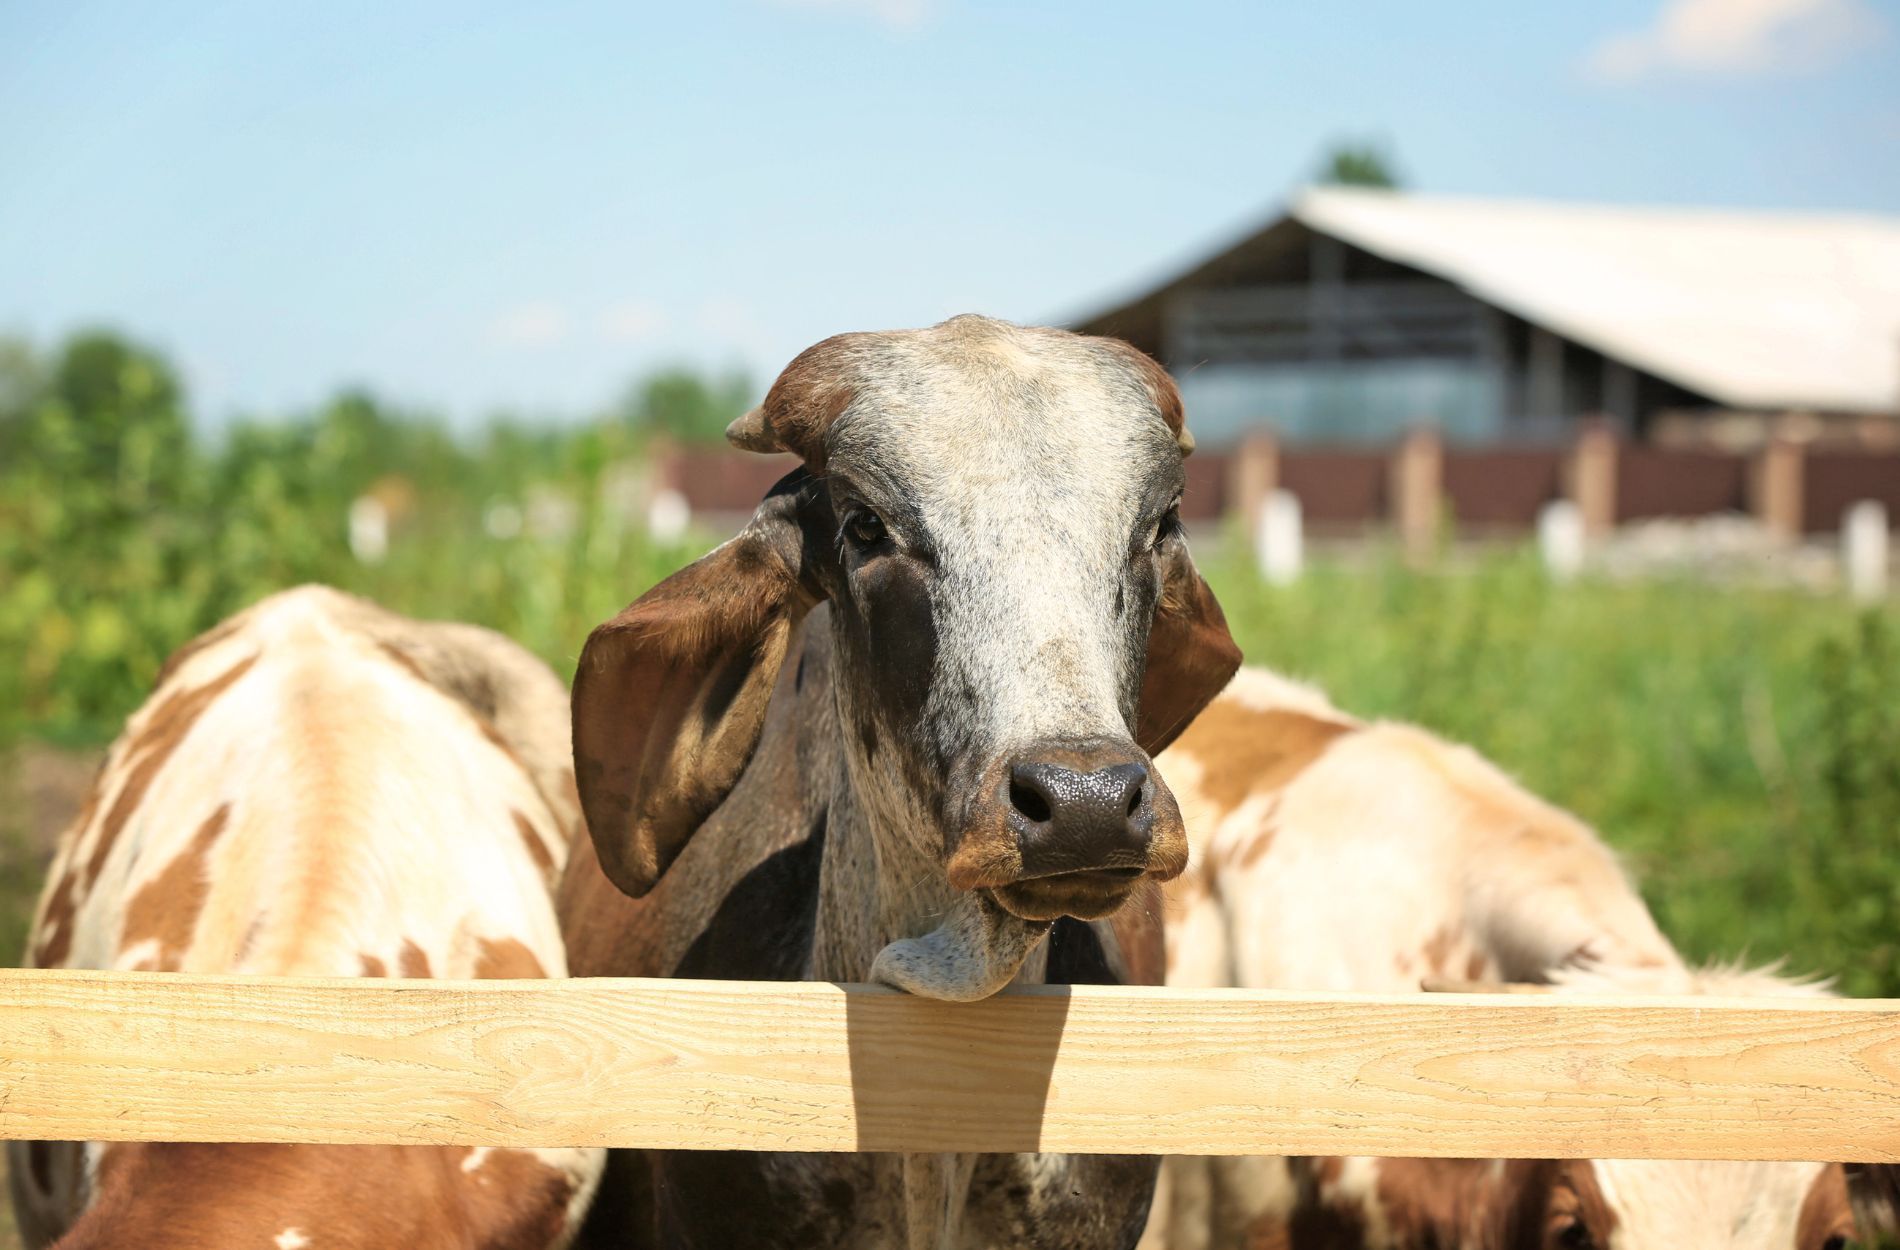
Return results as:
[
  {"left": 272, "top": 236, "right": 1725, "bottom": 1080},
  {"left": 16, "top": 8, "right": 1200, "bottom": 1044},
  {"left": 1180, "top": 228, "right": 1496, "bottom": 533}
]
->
[{"left": 868, "top": 891, "right": 1053, "bottom": 1002}]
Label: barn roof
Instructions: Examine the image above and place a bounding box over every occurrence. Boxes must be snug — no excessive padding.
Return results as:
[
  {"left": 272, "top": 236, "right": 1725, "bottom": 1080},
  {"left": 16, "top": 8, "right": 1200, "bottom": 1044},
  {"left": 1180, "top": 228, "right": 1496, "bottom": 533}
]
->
[{"left": 1072, "top": 188, "right": 1900, "bottom": 415}]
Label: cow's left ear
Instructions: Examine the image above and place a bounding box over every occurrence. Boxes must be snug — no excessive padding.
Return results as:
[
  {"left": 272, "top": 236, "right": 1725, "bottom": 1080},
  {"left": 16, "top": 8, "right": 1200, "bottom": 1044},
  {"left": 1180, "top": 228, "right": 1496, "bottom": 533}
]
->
[
  {"left": 1136, "top": 540, "right": 1241, "bottom": 756},
  {"left": 1098, "top": 336, "right": 1239, "bottom": 753},
  {"left": 572, "top": 470, "right": 820, "bottom": 898}
]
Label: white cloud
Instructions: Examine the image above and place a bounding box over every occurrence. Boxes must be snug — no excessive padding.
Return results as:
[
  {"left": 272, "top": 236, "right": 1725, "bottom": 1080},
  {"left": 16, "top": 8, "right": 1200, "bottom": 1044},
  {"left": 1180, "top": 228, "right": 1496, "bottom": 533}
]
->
[
  {"left": 1584, "top": 0, "right": 1885, "bottom": 81},
  {"left": 486, "top": 301, "right": 569, "bottom": 348},
  {"left": 765, "top": 0, "right": 932, "bottom": 33},
  {"left": 599, "top": 299, "right": 667, "bottom": 344}
]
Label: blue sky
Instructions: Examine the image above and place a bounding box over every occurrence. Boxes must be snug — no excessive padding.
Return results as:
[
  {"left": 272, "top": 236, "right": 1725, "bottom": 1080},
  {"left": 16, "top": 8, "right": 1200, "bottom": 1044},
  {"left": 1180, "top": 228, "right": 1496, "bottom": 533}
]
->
[{"left": 3, "top": 0, "right": 1895, "bottom": 426}]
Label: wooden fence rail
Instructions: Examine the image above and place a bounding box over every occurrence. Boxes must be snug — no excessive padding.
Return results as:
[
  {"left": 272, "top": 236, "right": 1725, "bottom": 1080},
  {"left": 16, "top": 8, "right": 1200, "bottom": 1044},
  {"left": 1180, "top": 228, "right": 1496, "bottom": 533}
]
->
[{"left": 0, "top": 969, "right": 1895, "bottom": 1162}]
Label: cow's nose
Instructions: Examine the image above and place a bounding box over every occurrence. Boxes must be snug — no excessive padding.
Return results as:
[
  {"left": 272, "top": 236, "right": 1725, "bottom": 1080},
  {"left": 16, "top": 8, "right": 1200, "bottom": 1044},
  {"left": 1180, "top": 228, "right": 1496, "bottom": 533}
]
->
[{"left": 1006, "top": 757, "right": 1154, "bottom": 879}]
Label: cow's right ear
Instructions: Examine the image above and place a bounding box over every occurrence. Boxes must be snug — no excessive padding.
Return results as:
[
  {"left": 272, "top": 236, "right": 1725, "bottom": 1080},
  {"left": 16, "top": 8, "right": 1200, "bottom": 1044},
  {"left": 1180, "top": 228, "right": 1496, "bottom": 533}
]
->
[
  {"left": 572, "top": 471, "right": 819, "bottom": 898},
  {"left": 1847, "top": 1164, "right": 1900, "bottom": 1246}
]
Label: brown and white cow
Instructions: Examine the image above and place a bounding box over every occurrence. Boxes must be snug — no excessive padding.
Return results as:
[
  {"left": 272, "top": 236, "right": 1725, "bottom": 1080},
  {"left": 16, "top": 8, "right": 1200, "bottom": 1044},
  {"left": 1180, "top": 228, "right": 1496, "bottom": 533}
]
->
[
  {"left": 10, "top": 585, "right": 603, "bottom": 1250},
  {"left": 557, "top": 314, "right": 1241, "bottom": 1250},
  {"left": 1242, "top": 965, "right": 1877, "bottom": 1250},
  {"left": 1140, "top": 668, "right": 1894, "bottom": 1250}
]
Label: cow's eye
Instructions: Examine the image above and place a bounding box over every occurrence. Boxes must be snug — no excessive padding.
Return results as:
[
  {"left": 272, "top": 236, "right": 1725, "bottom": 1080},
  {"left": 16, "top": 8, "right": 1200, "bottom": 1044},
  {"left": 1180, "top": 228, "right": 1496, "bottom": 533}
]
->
[
  {"left": 843, "top": 508, "right": 887, "bottom": 550},
  {"left": 1552, "top": 1218, "right": 1594, "bottom": 1250},
  {"left": 1152, "top": 503, "right": 1183, "bottom": 549}
]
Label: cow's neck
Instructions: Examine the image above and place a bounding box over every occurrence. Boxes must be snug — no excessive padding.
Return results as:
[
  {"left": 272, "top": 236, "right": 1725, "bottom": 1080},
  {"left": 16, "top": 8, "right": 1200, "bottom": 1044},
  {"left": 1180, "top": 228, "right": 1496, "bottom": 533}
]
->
[
  {"left": 796, "top": 659, "right": 1076, "bottom": 1249},
  {"left": 809, "top": 759, "right": 1054, "bottom": 1250},
  {"left": 807, "top": 680, "right": 1051, "bottom": 996},
  {"left": 809, "top": 760, "right": 959, "bottom": 984}
]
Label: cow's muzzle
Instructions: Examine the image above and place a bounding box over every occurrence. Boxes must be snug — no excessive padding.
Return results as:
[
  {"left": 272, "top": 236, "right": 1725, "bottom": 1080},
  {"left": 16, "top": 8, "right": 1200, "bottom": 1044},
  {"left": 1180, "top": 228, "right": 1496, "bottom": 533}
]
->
[{"left": 946, "top": 738, "right": 1189, "bottom": 921}]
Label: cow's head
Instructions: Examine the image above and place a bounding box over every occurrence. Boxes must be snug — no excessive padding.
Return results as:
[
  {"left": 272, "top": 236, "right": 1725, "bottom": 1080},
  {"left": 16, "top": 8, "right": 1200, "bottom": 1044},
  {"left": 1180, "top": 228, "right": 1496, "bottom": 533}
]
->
[
  {"left": 1298, "top": 1156, "right": 1888, "bottom": 1250},
  {"left": 1493, "top": 1159, "right": 1867, "bottom": 1250},
  {"left": 573, "top": 315, "right": 1239, "bottom": 994},
  {"left": 1476, "top": 965, "right": 1892, "bottom": 1250}
]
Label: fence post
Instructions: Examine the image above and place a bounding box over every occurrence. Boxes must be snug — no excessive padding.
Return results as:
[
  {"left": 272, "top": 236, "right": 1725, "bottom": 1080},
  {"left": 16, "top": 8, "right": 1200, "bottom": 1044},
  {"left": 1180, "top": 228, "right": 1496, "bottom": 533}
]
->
[
  {"left": 1751, "top": 437, "right": 1806, "bottom": 547},
  {"left": 648, "top": 490, "right": 691, "bottom": 542},
  {"left": 1391, "top": 426, "right": 1443, "bottom": 566},
  {"left": 1229, "top": 431, "right": 1279, "bottom": 550},
  {"left": 348, "top": 496, "right": 390, "bottom": 564},
  {"left": 1844, "top": 501, "right": 1890, "bottom": 603},
  {"left": 1257, "top": 489, "right": 1304, "bottom": 585},
  {"left": 1567, "top": 421, "right": 1618, "bottom": 542},
  {"left": 646, "top": 444, "right": 692, "bottom": 541},
  {"left": 1538, "top": 500, "right": 1586, "bottom": 582}
]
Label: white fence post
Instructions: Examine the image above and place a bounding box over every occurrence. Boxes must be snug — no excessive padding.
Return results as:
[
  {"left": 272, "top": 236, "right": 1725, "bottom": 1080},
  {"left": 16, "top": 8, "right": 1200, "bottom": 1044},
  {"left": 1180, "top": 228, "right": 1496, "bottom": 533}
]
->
[
  {"left": 1256, "top": 489, "right": 1303, "bottom": 586},
  {"left": 348, "top": 496, "right": 389, "bottom": 564},
  {"left": 647, "top": 488, "right": 691, "bottom": 543},
  {"left": 1843, "top": 500, "right": 1889, "bottom": 603},
  {"left": 1538, "top": 499, "right": 1585, "bottom": 582}
]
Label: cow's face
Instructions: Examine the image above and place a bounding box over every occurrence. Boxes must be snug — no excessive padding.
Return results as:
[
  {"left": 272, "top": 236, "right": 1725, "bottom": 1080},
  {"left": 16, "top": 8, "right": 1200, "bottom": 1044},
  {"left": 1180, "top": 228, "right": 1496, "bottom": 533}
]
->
[
  {"left": 573, "top": 317, "right": 1239, "bottom": 985},
  {"left": 1498, "top": 1160, "right": 1860, "bottom": 1250},
  {"left": 794, "top": 319, "right": 1227, "bottom": 922}
]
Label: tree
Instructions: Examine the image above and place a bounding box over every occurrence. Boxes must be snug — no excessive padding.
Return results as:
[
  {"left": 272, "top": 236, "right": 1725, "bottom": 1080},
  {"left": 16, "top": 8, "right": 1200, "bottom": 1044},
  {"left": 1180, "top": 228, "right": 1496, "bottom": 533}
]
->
[
  {"left": 0, "top": 330, "right": 203, "bottom": 740},
  {"left": 0, "top": 337, "right": 41, "bottom": 465},
  {"left": 619, "top": 367, "right": 754, "bottom": 444},
  {"left": 8, "top": 329, "right": 196, "bottom": 520},
  {"left": 1318, "top": 142, "right": 1401, "bottom": 189}
]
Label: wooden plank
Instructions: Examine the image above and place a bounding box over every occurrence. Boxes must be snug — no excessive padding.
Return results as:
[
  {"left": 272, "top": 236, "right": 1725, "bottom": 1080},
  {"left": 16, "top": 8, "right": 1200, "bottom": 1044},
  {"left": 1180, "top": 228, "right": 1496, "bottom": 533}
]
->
[{"left": 0, "top": 969, "right": 1894, "bottom": 1161}]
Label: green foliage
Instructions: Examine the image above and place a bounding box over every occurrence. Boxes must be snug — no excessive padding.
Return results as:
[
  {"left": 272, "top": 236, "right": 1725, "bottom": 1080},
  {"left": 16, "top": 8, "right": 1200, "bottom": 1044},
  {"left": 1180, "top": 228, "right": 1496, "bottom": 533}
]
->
[
  {"left": 1204, "top": 544, "right": 1900, "bottom": 997},
  {"left": 0, "top": 330, "right": 700, "bottom": 748},
  {"left": 1317, "top": 140, "right": 1401, "bottom": 188},
  {"left": 618, "top": 365, "right": 753, "bottom": 443},
  {"left": 1808, "top": 614, "right": 1900, "bottom": 995},
  {"left": 0, "top": 337, "right": 43, "bottom": 460}
]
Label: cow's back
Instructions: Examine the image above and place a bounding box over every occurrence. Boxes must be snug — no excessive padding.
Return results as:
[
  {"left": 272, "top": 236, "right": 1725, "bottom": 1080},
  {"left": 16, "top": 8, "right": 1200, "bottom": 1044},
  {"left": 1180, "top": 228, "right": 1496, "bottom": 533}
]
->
[
  {"left": 1156, "top": 667, "right": 1676, "bottom": 995},
  {"left": 12, "top": 586, "right": 601, "bottom": 1250}
]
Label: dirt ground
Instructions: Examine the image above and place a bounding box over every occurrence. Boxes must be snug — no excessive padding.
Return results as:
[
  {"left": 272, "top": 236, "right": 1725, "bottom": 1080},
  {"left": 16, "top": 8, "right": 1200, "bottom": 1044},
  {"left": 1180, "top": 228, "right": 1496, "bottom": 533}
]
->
[
  {"left": 0, "top": 742, "right": 101, "bottom": 1250},
  {"left": 0, "top": 743, "right": 99, "bottom": 967}
]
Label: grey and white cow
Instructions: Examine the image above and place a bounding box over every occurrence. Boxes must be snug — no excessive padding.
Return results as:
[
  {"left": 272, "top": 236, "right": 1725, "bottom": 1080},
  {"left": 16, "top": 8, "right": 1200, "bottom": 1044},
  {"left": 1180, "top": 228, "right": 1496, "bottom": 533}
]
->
[{"left": 558, "top": 314, "right": 1242, "bottom": 1250}]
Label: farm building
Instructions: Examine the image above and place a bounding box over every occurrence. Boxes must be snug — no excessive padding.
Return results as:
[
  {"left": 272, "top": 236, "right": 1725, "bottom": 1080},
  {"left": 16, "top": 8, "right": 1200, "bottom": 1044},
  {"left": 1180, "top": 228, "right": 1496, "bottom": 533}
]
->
[
  {"left": 1069, "top": 188, "right": 1900, "bottom": 451},
  {"left": 635, "top": 196, "right": 1900, "bottom": 543}
]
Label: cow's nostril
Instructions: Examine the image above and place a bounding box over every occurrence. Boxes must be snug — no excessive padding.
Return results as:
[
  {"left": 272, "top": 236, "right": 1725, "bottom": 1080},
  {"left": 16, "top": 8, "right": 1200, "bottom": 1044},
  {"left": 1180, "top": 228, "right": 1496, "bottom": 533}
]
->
[
  {"left": 1003, "top": 755, "right": 1156, "bottom": 883},
  {"left": 1009, "top": 779, "right": 1053, "bottom": 823}
]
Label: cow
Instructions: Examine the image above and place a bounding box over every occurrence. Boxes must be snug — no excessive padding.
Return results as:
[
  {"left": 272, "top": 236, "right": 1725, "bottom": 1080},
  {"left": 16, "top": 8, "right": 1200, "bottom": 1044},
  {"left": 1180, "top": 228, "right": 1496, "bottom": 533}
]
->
[
  {"left": 557, "top": 314, "right": 1243, "bottom": 1250},
  {"left": 1151, "top": 666, "right": 1681, "bottom": 1003},
  {"left": 1244, "top": 965, "right": 1881, "bottom": 1250},
  {"left": 1140, "top": 667, "right": 1896, "bottom": 1250},
  {"left": 10, "top": 586, "right": 604, "bottom": 1250}
]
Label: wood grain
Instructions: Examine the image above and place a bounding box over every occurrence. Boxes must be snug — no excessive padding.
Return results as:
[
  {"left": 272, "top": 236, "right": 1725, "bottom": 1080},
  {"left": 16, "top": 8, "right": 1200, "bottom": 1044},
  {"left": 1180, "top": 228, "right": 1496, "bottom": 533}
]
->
[{"left": 0, "top": 969, "right": 1894, "bottom": 1161}]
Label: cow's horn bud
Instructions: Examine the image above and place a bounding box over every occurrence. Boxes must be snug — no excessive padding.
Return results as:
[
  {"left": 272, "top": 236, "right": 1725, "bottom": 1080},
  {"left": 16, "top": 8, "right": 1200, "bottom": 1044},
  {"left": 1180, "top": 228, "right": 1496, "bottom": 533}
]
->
[{"left": 725, "top": 408, "right": 784, "bottom": 454}]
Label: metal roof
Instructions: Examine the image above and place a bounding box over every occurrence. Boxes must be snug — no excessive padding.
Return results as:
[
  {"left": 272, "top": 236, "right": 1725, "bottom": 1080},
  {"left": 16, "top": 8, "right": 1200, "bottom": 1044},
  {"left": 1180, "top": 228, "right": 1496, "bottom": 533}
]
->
[{"left": 1077, "top": 188, "right": 1900, "bottom": 415}]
